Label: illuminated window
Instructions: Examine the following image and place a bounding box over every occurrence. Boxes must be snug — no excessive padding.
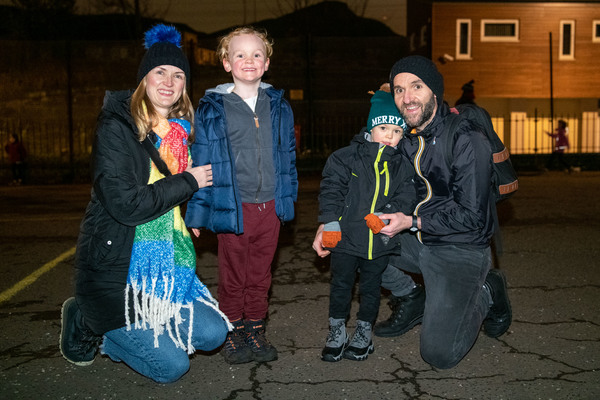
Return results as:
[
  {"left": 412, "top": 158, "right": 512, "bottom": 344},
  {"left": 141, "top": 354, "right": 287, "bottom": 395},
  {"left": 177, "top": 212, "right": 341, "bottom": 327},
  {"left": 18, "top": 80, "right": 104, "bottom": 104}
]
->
[
  {"left": 456, "top": 19, "right": 471, "bottom": 59},
  {"left": 593, "top": 20, "right": 600, "bottom": 43},
  {"left": 481, "top": 19, "right": 519, "bottom": 42},
  {"left": 559, "top": 20, "right": 575, "bottom": 60}
]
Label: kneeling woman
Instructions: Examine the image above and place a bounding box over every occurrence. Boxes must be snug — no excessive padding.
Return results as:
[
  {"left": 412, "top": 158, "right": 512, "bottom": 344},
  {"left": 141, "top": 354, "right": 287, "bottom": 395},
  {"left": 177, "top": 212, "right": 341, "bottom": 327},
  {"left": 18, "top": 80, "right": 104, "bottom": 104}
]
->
[{"left": 60, "top": 24, "right": 231, "bottom": 383}]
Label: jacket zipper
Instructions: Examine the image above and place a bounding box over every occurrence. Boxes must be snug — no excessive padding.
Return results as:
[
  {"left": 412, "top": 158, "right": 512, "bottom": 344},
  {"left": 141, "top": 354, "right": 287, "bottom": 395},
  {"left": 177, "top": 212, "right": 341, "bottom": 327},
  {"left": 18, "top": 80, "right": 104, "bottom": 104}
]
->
[
  {"left": 368, "top": 147, "right": 386, "bottom": 260},
  {"left": 254, "top": 111, "right": 262, "bottom": 203},
  {"left": 413, "top": 136, "right": 431, "bottom": 244}
]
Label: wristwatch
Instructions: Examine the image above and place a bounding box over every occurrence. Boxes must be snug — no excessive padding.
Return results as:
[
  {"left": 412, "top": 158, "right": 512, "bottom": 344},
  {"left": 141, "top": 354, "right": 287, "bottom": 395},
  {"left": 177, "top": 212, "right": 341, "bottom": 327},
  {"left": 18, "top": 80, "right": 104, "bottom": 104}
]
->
[{"left": 410, "top": 214, "right": 419, "bottom": 232}]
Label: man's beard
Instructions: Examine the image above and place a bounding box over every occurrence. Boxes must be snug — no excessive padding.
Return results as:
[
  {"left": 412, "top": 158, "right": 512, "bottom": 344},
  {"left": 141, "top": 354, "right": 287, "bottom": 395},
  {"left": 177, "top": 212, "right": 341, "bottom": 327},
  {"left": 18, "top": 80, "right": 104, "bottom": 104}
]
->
[{"left": 401, "top": 96, "right": 436, "bottom": 130}]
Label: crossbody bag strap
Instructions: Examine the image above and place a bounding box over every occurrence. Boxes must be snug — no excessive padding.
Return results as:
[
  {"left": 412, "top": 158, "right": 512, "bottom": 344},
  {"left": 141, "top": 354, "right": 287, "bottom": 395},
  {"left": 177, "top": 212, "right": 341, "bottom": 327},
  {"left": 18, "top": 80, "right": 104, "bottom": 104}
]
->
[{"left": 141, "top": 135, "right": 172, "bottom": 177}]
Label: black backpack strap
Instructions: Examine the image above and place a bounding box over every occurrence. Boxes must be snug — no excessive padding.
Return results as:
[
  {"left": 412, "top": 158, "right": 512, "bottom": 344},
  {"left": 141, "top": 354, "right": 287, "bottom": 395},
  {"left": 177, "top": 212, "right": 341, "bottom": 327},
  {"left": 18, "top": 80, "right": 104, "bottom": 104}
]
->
[
  {"left": 141, "top": 135, "right": 172, "bottom": 177},
  {"left": 443, "top": 109, "right": 464, "bottom": 168},
  {"left": 446, "top": 108, "right": 504, "bottom": 255}
]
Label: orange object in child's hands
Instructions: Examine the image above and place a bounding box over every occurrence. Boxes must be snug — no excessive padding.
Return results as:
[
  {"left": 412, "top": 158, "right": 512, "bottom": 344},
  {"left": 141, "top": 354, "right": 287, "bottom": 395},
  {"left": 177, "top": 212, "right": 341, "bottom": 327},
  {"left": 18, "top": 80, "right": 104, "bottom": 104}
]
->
[
  {"left": 322, "top": 221, "right": 342, "bottom": 248},
  {"left": 364, "top": 213, "right": 385, "bottom": 234}
]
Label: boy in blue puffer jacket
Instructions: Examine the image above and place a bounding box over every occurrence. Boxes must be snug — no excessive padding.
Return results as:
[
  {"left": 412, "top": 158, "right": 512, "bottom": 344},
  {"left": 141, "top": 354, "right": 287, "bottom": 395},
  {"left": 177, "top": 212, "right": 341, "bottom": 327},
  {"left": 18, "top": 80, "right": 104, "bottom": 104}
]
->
[{"left": 185, "top": 26, "right": 297, "bottom": 365}]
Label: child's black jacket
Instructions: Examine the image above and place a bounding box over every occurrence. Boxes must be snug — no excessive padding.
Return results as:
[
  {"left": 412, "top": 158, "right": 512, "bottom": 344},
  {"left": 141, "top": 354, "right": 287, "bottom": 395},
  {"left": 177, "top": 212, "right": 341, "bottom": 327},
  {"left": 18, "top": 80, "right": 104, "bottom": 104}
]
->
[{"left": 318, "top": 128, "right": 416, "bottom": 259}]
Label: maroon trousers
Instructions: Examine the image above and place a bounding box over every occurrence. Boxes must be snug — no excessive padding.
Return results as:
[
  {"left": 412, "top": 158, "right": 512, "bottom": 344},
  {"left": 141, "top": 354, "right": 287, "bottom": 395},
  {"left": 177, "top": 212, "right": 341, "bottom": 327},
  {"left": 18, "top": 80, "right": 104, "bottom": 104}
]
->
[{"left": 217, "top": 200, "right": 281, "bottom": 321}]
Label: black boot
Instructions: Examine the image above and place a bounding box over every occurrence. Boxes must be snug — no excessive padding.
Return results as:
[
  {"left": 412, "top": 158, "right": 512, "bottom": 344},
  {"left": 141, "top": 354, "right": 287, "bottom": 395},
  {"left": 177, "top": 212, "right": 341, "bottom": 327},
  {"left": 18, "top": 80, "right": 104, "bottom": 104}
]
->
[
  {"left": 221, "top": 319, "right": 254, "bottom": 364},
  {"left": 245, "top": 319, "right": 278, "bottom": 362},
  {"left": 482, "top": 269, "right": 512, "bottom": 338},
  {"left": 374, "top": 284, "right": 425, "bottom": 338},
  {"left": 59, "top": 297, "right": 102, "bottom": 366}
]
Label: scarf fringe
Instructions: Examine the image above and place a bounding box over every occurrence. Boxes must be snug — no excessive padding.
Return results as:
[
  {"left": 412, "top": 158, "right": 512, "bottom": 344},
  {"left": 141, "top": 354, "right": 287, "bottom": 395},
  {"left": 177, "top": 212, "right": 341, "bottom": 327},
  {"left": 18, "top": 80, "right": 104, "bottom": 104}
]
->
[{"left": 124, "top": 279, "right": 233, "bottom": 354}]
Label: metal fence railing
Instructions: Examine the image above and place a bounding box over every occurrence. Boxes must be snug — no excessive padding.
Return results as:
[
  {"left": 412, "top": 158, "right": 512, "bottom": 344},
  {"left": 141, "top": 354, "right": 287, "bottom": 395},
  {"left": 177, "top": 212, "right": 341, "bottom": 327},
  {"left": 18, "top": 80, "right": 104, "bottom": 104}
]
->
[{"left": 1, "top": 112, "right": 599, "bottom": 180}]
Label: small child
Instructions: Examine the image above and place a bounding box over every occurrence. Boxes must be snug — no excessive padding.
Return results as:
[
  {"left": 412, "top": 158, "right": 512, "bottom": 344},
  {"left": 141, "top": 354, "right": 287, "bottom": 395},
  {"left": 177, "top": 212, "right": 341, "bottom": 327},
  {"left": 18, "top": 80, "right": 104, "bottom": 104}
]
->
[
  {"left": 546, "top": 119, "right": 572, "bottom": 171},
  {"left": 185, "top": 27, "right": 298, "bottom": 365},
  {"left": 314, "top": 86, "right": 415, "bottom": 362}
]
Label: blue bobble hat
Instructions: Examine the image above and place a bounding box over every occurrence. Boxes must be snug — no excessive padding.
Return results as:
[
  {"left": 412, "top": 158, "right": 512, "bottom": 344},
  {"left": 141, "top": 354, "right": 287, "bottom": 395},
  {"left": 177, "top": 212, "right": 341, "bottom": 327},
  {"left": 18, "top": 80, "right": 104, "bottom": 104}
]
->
[{"left": 137, "top": 24, "right": 190, "bottom": 84}]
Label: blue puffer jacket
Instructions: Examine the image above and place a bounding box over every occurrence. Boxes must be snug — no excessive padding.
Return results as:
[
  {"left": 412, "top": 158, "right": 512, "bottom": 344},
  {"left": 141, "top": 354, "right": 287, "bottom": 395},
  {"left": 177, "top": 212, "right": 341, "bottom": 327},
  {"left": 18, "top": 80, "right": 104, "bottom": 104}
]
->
[{"left": 185, "top": 83, "right": 298, "bottom": 234}]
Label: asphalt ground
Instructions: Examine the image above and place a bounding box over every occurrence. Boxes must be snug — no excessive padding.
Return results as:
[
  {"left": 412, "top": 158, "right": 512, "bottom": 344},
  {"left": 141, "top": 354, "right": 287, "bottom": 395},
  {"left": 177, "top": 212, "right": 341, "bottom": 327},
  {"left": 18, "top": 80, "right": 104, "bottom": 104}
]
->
[{"left": 0, "top": 171, "right": 599, "bottom": 400}]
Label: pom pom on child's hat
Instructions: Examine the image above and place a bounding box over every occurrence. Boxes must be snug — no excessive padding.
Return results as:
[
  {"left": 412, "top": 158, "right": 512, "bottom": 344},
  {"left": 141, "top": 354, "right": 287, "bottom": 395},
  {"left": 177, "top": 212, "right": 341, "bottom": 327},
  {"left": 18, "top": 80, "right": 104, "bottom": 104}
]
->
[
  {"left": 367, "top": 85, "right": 407, "bottom": 132},
  {"left": 137, "top": 24, "right": 190, "bottom": 84}
]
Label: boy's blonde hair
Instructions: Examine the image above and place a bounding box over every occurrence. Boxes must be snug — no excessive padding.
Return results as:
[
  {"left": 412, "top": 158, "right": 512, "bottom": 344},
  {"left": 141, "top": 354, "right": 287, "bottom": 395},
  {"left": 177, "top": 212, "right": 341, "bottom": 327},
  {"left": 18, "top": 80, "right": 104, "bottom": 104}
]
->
[{"left": 216, "top": 26, "right": 274, "bottom": 62}]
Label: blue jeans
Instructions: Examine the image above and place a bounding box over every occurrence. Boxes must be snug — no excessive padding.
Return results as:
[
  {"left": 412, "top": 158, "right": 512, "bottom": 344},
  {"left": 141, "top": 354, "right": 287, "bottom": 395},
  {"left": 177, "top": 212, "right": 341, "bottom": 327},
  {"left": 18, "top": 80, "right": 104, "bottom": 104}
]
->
[
  {"left": 102, "top": 300, "right": 228, "bottom": 383},
  {"left": 382, "top": 233, "right": 491, "bottom": 369}
]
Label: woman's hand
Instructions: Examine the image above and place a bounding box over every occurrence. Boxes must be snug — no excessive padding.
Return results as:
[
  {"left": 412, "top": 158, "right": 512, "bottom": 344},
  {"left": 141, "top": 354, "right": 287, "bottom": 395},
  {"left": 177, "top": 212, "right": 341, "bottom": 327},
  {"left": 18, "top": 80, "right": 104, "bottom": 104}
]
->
[
  {"left": 191, "top": 228, "right": 201, "bottom": 237},
  {"left": 185, "top": 164, "right": 213, "bottom": 188}
]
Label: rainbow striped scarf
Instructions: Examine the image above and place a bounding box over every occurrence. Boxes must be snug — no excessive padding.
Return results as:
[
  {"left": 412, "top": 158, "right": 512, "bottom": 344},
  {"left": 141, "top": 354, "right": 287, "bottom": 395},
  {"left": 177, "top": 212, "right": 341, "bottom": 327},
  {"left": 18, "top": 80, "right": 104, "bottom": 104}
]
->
[{"left": 125, "top": 117, "right": 230, "bottom": 353}]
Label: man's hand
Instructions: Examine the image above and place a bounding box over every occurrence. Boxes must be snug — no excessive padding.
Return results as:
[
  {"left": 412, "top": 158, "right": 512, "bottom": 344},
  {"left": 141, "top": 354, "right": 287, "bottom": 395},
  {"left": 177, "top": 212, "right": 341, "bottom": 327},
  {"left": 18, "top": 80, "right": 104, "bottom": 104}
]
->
[
  {"left": 312, "top": 224, "right": 331, "bottom": 258},
  {"left": 378, "top": 212, "right": 413, "bottom": 237}
]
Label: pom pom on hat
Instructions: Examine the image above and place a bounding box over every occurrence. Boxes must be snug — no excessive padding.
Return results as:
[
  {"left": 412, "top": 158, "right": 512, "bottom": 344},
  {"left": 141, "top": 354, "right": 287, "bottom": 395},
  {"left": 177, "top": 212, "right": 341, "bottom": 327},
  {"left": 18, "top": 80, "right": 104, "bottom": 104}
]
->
[
  {"left": 144, "top": 24, "right": 182, "bottom": 49},
  {"left": 137, "top": 24, "right": 190, "bottom": 84}
]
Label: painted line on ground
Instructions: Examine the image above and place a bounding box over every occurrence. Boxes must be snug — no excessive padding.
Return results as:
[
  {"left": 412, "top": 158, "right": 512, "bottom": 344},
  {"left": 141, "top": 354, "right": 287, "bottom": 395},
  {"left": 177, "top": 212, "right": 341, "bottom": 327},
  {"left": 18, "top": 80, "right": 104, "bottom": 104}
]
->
[{"left": 0, "top": 246, "right": 76, "bottom": 304}]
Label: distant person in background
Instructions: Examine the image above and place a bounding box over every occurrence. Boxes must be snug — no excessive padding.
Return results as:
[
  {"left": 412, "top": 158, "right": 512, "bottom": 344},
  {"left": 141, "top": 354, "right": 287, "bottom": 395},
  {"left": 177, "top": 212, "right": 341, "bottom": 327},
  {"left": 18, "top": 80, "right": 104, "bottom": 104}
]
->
[
  {"left": 185, "top": 26, "right": 298, "bottom": 365},
  {"left": 5, "top": 133, "right": 27, "bottom": 185},
  {"left": 546, "top": 120, "right": 575, "bottom": 172},
  {"left": 59, "top": 24, "right": 230, "bottom": 384},
  {"left": 454, "top": 79, "right": 476, "bottom": 106}
]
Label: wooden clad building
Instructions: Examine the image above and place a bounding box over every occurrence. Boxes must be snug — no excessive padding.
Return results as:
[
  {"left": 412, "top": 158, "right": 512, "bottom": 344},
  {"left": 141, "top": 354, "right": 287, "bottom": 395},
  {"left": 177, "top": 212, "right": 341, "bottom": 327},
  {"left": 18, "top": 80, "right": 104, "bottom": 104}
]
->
[{"left": 426, "top": 1, "right": 600, "bottom": 153}]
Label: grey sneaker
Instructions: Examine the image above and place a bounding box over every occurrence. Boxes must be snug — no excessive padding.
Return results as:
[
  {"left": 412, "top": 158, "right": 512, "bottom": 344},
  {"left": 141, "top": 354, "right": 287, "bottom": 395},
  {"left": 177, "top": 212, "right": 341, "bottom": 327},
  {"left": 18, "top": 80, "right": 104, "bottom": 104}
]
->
[
  {"left": 321, "top": 317, "right": 348, "bottom": 362},
  {"left": 221, "top": 319, "right": 254, "bottom": 364},
  {"left": 343, "top": 320, "right": 374, "bottom": 361},
  {"left": 59, "top": 297, "right": 101, "bottom": 366},
  {"left": 245, "top": 319, "right": 278, "bottom": 362}
]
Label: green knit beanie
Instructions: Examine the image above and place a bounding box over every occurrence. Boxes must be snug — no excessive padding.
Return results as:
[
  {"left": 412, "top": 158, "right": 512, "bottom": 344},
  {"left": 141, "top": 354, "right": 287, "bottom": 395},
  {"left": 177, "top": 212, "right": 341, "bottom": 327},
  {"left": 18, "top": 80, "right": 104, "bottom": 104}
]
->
[{"left": 367, "top": 90, "right": 407, "bottom": 131}]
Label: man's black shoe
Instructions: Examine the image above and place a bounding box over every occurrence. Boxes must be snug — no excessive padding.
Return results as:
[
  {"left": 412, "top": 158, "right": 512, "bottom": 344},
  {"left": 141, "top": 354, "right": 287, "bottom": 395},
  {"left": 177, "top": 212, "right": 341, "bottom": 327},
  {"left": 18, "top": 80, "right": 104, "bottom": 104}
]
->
[
  {"left": 60, "top": 297, "right": 102, "bottom": 366},
  {"left": 374, "top": 284, "right": 425, "bottom": 338},
  {"left": 483, "top": 269, "right": 512, "bottom": 338}
]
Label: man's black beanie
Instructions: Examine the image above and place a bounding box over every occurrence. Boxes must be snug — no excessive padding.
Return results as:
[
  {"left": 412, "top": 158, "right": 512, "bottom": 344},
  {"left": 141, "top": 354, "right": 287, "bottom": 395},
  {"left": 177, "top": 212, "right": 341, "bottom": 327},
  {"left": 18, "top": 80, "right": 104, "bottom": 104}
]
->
[{"left": 389, "top": 55, "right": 444, "bottom": 105}]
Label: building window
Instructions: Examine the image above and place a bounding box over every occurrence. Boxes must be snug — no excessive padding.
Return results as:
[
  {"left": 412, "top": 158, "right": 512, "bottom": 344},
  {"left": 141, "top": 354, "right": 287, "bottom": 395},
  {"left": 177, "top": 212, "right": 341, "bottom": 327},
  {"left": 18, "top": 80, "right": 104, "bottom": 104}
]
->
[
  {"left": 481, "top": 19, "right": 519, "bottom": 42},
  {"left": 559, "top": 20, "right": 575, "bottom": 60},
  {"left": 593, "top": 20, "right": 600, "bottom": 43},
  {"left": 456, "top": 19, "right": 471, "bottom": 59}
]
